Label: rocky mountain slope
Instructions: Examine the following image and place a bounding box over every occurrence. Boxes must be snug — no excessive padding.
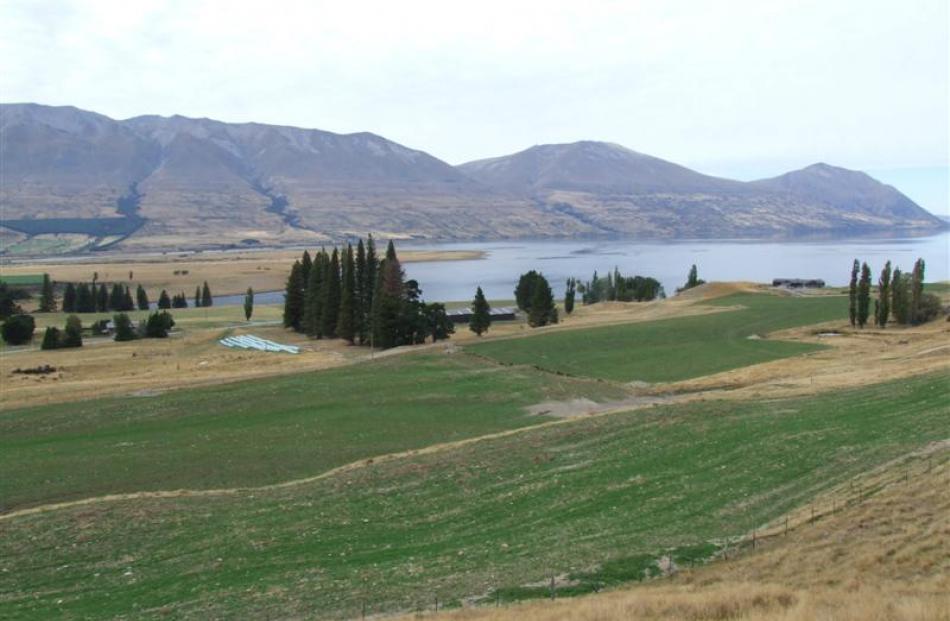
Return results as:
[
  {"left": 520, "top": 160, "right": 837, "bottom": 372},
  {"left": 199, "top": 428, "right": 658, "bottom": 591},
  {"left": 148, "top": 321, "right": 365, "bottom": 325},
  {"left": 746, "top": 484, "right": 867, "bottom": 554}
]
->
[{"left": 0, "top": 103, "right": 943, "bottom": 253}]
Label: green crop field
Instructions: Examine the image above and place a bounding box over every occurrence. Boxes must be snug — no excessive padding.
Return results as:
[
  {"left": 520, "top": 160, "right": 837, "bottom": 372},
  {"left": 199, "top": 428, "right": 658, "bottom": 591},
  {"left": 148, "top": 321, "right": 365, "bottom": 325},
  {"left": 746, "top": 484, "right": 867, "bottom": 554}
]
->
[
  {"left": 1, "top": 373, "right": 946, "bottom": 620},
  {"left": 0, "top": 352, "right": 623, "bottom": 511},
  {"left": 0, "top": 273, "right": 45, "bottom": 286},
  {"left": 468, "top": 292, "right": 847, "bottom": 383},
  {"left": 27, "top": 303, "right": 284, "bottom": 331}
]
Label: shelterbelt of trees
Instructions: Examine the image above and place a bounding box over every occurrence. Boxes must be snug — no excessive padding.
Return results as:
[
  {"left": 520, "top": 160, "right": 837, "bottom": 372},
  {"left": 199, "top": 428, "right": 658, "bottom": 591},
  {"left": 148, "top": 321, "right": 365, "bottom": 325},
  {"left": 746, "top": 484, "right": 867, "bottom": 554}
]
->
[
  {"left": 281, "top": 237, "right": 454, "bottom": 349},
  {"left": 848, "top": 257, "right": 940, "bottom": 328}
]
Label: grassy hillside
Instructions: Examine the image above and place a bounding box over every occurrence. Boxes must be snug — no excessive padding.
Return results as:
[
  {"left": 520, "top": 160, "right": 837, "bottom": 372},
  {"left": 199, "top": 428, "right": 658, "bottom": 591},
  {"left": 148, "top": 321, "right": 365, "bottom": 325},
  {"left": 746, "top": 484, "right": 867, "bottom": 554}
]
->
[
  {"left": 468, "top": 293, "right": 846, "bottom": 382},
  {"left": 1, "top": 373, "right": 945, "bottom": 620},
  {"left": 0, "top": 352, "right": 623, "bottom": 511}
]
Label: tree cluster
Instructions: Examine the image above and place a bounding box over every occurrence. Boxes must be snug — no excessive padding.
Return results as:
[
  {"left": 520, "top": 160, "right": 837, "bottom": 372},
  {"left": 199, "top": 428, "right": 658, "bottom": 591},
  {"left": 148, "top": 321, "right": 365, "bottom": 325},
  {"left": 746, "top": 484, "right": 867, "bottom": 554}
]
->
[
  {"left": 515, "top": 271, "right": 558, "bottom": 327},
  {"left": 579, "top": 267, "right": 664, "bottom": 304},
  {"left": 62, "top": 281, "right": 136, "bottom": 313},
  {"left": 1, "top": 314, "right": 35, "bottom": 345},
  {"left": 41, "top": 315, "right": 84, "bottom": 350},
  {"left": 676, "top": 264, "right": 706, "bottom": 293},
  {"left": 112, "top": 311, "right": 176, "bottom": 341},
  {"left": 194, "top": 282, "right": 214, "bottom": 307},
  {"left": 848, "top": 257, "right": 939, "bottom": 328},
  {"left": 282, "top": 237, "right": 453, "bottom": 349}
]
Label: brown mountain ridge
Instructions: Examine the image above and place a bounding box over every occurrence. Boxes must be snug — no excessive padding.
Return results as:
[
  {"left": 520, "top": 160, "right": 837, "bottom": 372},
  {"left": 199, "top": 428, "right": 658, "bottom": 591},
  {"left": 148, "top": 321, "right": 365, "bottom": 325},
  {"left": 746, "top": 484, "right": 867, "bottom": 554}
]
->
[{"left": 1, "top": 103, "right": 944, "bottom": 253}]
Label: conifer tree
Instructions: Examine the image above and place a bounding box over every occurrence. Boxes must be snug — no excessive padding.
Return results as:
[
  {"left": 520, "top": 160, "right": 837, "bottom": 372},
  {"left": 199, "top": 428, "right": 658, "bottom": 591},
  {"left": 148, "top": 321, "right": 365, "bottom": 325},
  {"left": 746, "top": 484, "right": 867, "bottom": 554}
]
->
[
  {"left": 110, "top": 283, "right": 123, "bottom": 311},
  {"left": 528, "top": 274, "right": 558, "bottom": 327},
  {"left": 136, "top": 285, "right": 149, "bottom": 310},
  {"left": 195, "top": 286, "right": 202, "bottom": 308},
  {"left": 425, "top": 303, "right": 454, "bottom": 342},
  {"left": 320, "top": 248, "right": 342, "bottom": 338},
  {"left": 856, "top": 262, "right": 871, "bottom": 328},
  {"left": 158, "top": 289, "right": 172, "bottom": 310},
  {"left": 62, "top": 282, "right": 77, "bottom": 313},
  {"left": 201, "top": 281, "right": 213, "bottom": 307},
  {"left": 910, "top": 258, "right": 925, "bottom": 324},
  {"left": 39, "top": 273, "right": 56, "bottom": 312},
  {"left": 301, "top": 250, "right": 313, "bottom": 287},
  {"left": 469, "top": 286, "right": 491, "bottom": 336},
  {"left": 63, "top": 315, "right": 83, "bottom": 348},
  {"left": 41, "top": 326, "right": 61, "bottom": 350},
  {"left": 564, "top": 278, "right": 577, "bottom": 314},
  {"left": 355, "top": 239, "right": 368, "bottom": 344},
  {"left": 122, "top": 286, "right": 134, "bottom": 311},
  {"left": 848, "top": 259, "right": 859, "bottom": 326},
  {"left": 282, "top": 261, "right": 305, "bottom": 330},
  {"left": 113, "top": 313, "right": 137, "bottom": 341},
  {"left": 363, "top": 236, "right": 379, "bottom": 341},
  {"left": 303, "top": 250, "right": 326, "bottom": 337},
  {"left": 891, "top": 268, "right": 908, "bottom": 324},
  {"left": 337, "top": 244, "right": 356, "bottom": 344},
  {"left": 876, "top": 261, "right": 891, "bottom": 328},
  {"left": 77, "top": 283, "right": 94, "bottom": 313},
  {"left": 515, "top": 270, "right": 542, "bottom": 311},
  {"left": 244, "top": 287, "right": 254, "bottom": 321},
  {"left": 371, "top": 240, "right": 404, "bottom": 349},
  {"left": 96, "top": 283, "right": 109, "bottom": 312}
]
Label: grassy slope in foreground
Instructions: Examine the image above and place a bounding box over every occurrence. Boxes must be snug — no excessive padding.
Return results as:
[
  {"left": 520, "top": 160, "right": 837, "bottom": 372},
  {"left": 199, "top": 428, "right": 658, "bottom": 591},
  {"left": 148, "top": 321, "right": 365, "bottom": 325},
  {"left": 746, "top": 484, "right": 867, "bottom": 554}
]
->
[
  {"left": 1, "top": 373, "right": 946, "bottom": 620},
  {"left": 468, "top": 292, "right": 845, "bottom": 383},
  {"left": 0, "top": 352, "right": 623, "bottom": 511}
]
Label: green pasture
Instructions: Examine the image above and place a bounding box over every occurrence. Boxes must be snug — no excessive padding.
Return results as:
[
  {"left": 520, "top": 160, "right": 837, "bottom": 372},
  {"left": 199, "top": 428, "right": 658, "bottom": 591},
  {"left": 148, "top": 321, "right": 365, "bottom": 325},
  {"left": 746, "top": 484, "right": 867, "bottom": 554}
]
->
[
  {"left": 467, "top": 292, "right": 847, "bottom": 383},
  {"left": 0, "top": 373, "right": 945, "bottom": 619}
]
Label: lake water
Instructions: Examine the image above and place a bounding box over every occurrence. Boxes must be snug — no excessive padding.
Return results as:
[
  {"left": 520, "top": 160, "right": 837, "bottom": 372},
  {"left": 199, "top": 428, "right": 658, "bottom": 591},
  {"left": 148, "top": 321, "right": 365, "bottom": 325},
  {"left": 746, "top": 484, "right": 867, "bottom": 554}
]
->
[{"left": 214, "top": 233, "right": 949, "bottom": 305}]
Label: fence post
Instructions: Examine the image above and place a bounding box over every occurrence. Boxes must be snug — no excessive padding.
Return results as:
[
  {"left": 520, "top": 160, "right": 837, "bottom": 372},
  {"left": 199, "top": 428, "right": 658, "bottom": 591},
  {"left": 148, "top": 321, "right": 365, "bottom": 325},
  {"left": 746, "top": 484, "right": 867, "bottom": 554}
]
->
[
  {"left": 752, "top": 528, "right": 756, "bottom": 550},
  {"left": 550, "top": 574, "right": 556, "bottom": 600},
  {"left": 784, "top": 515, "right": 788, "bottom": 536}
]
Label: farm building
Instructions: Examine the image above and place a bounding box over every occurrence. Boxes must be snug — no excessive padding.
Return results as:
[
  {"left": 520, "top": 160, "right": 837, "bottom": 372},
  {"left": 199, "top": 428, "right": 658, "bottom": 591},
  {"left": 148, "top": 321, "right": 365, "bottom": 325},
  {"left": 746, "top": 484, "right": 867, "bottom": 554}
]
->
[
  {"left": 446, "top": 306, "right": 518, "bottom": 324},
  {"left": 772, "top": 278, "right": 826, "bottom": 288}
]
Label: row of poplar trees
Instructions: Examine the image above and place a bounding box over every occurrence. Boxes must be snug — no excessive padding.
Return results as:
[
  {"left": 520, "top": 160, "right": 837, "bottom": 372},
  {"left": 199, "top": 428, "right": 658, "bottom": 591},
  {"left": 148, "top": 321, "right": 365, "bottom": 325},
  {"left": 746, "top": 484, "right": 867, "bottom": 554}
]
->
[
  {"left": 848, "top": 257, "right": 937, "bottom": 328},
  {"left": 282, "top": 236, "right": 453, "bottom": 349}
]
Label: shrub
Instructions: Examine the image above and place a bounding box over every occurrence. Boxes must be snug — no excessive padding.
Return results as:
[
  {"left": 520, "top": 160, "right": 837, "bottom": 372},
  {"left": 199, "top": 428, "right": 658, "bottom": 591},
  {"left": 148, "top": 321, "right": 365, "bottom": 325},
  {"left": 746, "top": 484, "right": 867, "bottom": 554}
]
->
[
  {"left": 113, "top": 313, "right": 138, "bottom": 342},
  {"left": 1, "top": 314, "right": 36, "bottom": 345},
  {"left": 62, "top": 315, "right": 83, "bottom": 348},
  {"left": 145, "top": 311, "right": 175, "bottom": 338},
  {"left": 40, "top": 326, "right": 61, "bottom": 350}
]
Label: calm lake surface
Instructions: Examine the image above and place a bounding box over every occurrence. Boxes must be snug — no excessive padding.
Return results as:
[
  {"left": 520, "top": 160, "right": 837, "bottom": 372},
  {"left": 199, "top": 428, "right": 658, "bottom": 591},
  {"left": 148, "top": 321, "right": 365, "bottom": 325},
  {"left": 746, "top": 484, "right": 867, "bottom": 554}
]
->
[{"left": 215, "top": 233, "right": 949, "bottom": 305}]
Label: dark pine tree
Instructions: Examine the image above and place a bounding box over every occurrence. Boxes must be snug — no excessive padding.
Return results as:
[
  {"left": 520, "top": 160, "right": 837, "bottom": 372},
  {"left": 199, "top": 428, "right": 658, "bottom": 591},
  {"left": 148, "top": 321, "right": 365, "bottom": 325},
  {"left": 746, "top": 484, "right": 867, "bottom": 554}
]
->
[
  {"left": 469, "top": 286, "right": 491, "bottom": 336},
  {"left": 41, "top": 326, "right": 61, "bottom": 350},
  {"left": 515, "top": 270, "right": 544, "bottom": 312},
  {"left": 282, "top": 261, "right": 305, "bottom": 331},
  {"left": 77, "top": 283, "right": 94, "bottom": 313},
  {"left": 122, "top": 286, "right": 135, "bottom": 311},
  {"left": 96, "top": 282, "right": 109, "bottom": 312},
  {"left": 63, "top": 315, "right": 83, "bottom": 348},
  {"left": 113, "top": 313, "right": 137, "bottom": 342},
  {"left": 528, "top": 274, "right": 558, "bottom": 328},
  {"left": 891, "top": 268, "right": 908, "bottom": 324},
  {"left": 363, "top": 236, "right": 379, "bottom": 343},
  {"left": 848, "top": 259, "right": 859, "bottom": 327},
  {"left": 337, "top": 244, "right": 356, "bottom": 344},
  {"left": 425, "top": 303, "right": 454, "bottom": 342},
  {"left": 157, "top": 289, "right": 172, "bottom": 310},
  {"left": 355, "top": 239, "right": 368, "bottom": 344},
  {"left": 303, "top": 250, "right": 326, "bottom": 337},
  {"left": 320, "top": 248, "right": 342, "bottom": 338},
  {"left": 195, "top": 286, "right": 202, "bottom": 308},
  {"left": 910, "top": 258, "right": 925, "bottom": 324},
  {"left": 301, "top": 250, "right": 313, "bottom": 287},
  {"left": 39, "top": 273, "right": 56, "bottom": 312},
  {"left": 564, "top": 277, "right": 577, "bottom": 314},
  {"left": 856, "top": 262, "right": 872, "bottom": 328},
  {"left": 62, "top": 282, "right": 77, "bottom": 313},
  {"left": 371, "top": 240, "right": 404, "bottom": 349},
  {"left": 201, "top": 281, "right": 213, "bottom": 307},
  {"left": 109, "top": 283, "right": 123, "bottom": 311},
  {"left": 876, "top": 261, "right": 892, "bottom": 328},
  {"left": 244, "top": 287, "right": 254, "bottom": 321},
  {"left": 136, "top": 285, "right": 150, "bottom": 310}
]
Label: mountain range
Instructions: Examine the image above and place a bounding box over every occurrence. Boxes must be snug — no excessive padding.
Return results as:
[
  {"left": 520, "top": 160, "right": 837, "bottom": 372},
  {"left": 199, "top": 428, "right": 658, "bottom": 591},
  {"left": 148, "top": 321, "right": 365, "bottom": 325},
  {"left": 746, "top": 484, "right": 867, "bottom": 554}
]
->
[{"left": 1, "top": 103, "right": 944, "bottom": 253}]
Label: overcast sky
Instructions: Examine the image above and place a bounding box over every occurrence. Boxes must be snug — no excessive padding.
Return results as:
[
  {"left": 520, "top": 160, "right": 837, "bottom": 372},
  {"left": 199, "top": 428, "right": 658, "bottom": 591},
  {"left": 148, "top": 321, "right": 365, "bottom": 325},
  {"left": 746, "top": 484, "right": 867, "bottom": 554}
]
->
[{"left": 2, "top": 0, "right": 948, "bottom": 212}]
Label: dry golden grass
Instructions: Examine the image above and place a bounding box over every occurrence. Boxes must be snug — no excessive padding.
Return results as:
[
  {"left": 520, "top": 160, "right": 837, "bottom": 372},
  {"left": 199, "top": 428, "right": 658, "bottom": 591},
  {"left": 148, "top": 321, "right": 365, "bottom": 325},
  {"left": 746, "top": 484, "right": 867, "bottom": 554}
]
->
[
  {"left": 401, "top": 449, "right": 950, "bottom": 621},
  {"left": 1, "top": 247, "right": 484, "bottom": 298},
  {"left": 0, "top": 323, "right": 364, "bottom": 410}
]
